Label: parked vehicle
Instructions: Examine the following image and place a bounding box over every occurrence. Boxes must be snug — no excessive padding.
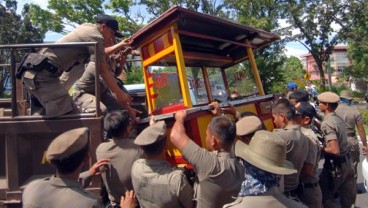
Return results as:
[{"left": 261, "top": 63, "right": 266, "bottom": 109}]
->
[{"left": 362, "top": 156, "right": 368, "bottom": 192}]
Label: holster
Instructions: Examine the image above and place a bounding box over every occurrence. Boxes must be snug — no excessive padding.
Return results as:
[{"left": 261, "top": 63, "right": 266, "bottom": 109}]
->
[
  {"left": 325, "top": 156, "right": 343, "bottom": 175},
  {"left": 16, "top": 53, "right": 56, "bottom": 79}
]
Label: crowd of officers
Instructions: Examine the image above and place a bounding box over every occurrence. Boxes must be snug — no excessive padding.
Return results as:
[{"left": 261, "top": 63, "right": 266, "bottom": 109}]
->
[
  {"left": 21, "top": 86, "right": 367, "bottom": 208},
  {"left": 14, "top": 11, "right": 367, "bottom": 208}
]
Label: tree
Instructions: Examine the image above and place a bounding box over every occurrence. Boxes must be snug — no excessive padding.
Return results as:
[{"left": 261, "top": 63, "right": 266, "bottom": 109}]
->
[
  {"left": 224, "top": 0, "right": 287, "bottom": 94},
  {"left": 0, "top": 0, "right": 43, "bottom": 97},
  {"left": 281, "top": 0, "right": 353, "bottom": 89},
  {"left": 345, "top": 1, "right": 368, "bottom": 79},
  {"left": 27, "top": 0, "right": 145, "bottom": 35}
]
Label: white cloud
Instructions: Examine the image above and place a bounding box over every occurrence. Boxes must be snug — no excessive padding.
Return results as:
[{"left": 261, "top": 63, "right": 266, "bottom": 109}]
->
[{"left": 284, "top": 45, "right": 308, "bottom": 58}]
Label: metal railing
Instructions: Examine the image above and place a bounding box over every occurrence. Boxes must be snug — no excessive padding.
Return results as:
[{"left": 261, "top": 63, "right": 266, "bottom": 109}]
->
[{"left": 0, "top": 42, "right": 102, "bottom": 118}]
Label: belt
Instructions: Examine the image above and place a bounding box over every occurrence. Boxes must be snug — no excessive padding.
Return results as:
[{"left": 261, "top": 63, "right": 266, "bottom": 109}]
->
[
  {"left": 303, "top": 182, "right": 319, "bottom": 188},
  {"left": 325, "top": 153, "right": 350, "bottom": 163},
  {"left": 284, "top": 189, "right": 298, "bottom": 197},
  {"left": 347, "top": 132, "right": 356, "bottom": 137}
]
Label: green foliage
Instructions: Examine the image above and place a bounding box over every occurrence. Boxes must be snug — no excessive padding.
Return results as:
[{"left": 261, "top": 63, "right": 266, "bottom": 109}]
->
[
  {"left": 272, "top": 56, "right": 305, "bottom": 94},
  {"left": 125, "top": 65, "right": 144, "bottom": 84},
  {"left": 0, "top": 0, "right": 43, "bottom": 97},
  {"left": 343, "top": 0, "right": 368, "bottom": 81},
  {"left": 361, "top": 110, "right": 368, "bottom": 126},
  {"left": 224, "top": 0, "right": 287, "bottom": 94},
  {"left": 280, "top": 0, "right": 354, "bottom": 90},
  {"left": 28, "top": 0, "right": 105, "bottom": 34}
]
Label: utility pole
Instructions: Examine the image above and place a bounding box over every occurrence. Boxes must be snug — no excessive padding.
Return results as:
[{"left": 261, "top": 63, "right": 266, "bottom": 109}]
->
[{"left": 327, "top": 57, "right": 332, "bottom": 91}]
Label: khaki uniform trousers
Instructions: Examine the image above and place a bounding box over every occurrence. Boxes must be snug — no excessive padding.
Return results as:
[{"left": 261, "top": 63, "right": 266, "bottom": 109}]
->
[
  {"left": 347, "top": 136, "right": 360, "bottom": 181},
  {"left": 300, "top": 183, "right": 322, "bottom": 208},
  {"left": 319, "top": 158, "right": 356, "bottom": 208},
  {"left": 73, "top": 89, "right": 121, "bottom": 115},
  {"left": 23, "top": 69, "right": 80, "bottom": 117}
]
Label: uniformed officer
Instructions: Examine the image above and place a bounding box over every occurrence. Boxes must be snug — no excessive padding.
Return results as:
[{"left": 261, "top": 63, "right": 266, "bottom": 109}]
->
[
  {"left": 131, "top": 121, "right": 194, "bottom": 208},
  {"left": 96, "top": 111, "right": 142, "bottom": 207},
  {"left": 171, "top": 111, "right": 244, "bottom": 208},
  {"left": 335, "top": 90, "right": 368, "bottom": 183},
  {"left": 271, "top": 98, "right": 309, "bottom": 199},
  {"left": 22, "top": 128, "right": 107, "bottom": 208},
  {"left": 318, "top": 91, "right": 356, "bottom": 208},
  {"left": 223, "top": 131, "right": 307, "bottom": 208},
  {"left": 295, "top": 101, "right": 323, "bottom": 208},
  {"left": 18, "top": 14, "right": 134, "bottom": 118}
]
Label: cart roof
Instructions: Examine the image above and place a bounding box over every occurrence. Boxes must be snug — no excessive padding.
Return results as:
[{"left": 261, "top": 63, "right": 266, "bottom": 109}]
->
[{"left": 131, "top": 6, "right": 280, "bottom": 68}]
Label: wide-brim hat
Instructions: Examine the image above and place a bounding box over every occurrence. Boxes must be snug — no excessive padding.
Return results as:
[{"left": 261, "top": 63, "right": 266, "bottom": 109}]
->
[
  {"left": 235, "top": 130, "right": 296, "bottom": 175},
  {"left": 339, "top": 90, "right": 354, "bottom": 100}
]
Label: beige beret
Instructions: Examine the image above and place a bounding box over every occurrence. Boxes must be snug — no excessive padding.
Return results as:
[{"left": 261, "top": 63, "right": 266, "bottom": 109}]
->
[
  {"left": 318, "top": 92, "right": 340, "bottom": 103},
  {"left": 46, "top": 127, "right": 89, "bottom": 161},
  {"left": 236, "top": 116, "right": 263, "bottom": 136},
  {"left": 135, "top": 121, "right": 167, "bottom": 146}
]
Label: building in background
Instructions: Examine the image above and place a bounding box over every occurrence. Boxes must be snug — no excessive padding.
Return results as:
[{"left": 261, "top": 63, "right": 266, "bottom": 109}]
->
[{"left": 301, "top": 45, "right": 351, "bottom": 84}]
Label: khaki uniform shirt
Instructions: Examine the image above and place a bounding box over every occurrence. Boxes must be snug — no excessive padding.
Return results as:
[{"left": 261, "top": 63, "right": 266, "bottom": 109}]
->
[
  {"left": 131, "top": 159, "right": 193, "bottom": 208},
  {"left": 223, "top": 187, "right": 307, "bottom": 208},
  {"left": 336, "top": 103, "right": 362, "bottom": 147},
  {"left": 75, "top": 62, "right": 108, "bottom": 94},
  {"left": 336, "top": 103, "right": 362, "bottom": 134},
  {"left": 182, "top": 140, "right": 244, "bottom": 208},
  {"left": 321, "top": 112, "right": 349, "bottom": 155},
  {"left": 300, "top": 127, "right": 321, "bottom": 183},
  {"left": 96, "top": 138, "right": 141, "bottom": 206},
  {"left": 22, "top": 175, "right": 101, "bottom": 208},
  {"left": 273, "top": 125, "right": 308, "bottom": 191},
  {"left": 40, "top": 23, "right": 106, "bottom": 73}
]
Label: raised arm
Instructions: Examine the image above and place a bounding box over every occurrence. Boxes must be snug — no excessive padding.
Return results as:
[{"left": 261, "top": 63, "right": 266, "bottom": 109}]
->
[
  {"left": 105, "top": 38, "right": 132, "bottom": 56},
  {"left": 170, "top": 110, "right": 190, "bottom": 151}
]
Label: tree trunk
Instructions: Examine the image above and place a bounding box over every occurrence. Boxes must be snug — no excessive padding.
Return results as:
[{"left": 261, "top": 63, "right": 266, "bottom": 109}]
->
[{"left": 317, "top": 61, "right": 326, "bottom": 90}]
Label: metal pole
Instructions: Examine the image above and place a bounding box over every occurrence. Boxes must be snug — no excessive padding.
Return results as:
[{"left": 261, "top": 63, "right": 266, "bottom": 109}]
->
[{"left": 327, "top": 57, "right": 332, "bottom": 91}]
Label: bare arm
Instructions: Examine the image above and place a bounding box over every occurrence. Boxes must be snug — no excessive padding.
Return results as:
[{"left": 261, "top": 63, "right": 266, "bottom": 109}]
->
[
  {"left": 324, "top": 139, "right": 340, "bottom": 156},
  {"left": 170, "top": 110, "right": 190, "bottom": 152},
  {"left": 105, "top": 38, "right": 132, "bottom": 56},
  {"left": 100, "top": 62, "right": 132, "bottom": 105},
  {"left": 357, "top": 122, "right": 368, "bottom": 155},
  {"left": 301, "top": 163, "right": 314, "bottom": 177}
]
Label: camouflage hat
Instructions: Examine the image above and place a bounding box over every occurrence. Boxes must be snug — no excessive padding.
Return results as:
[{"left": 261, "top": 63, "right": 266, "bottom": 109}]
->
[
  {"left": 46, "top": 127, "right": 89, "bottom": 161},
  {"left": 134, "top": 121, "right": 167, "bottom": 146},
  {"left": 236, "top": 116, "right": 263, "bottom": 136},
  {"left": 339, "top": 90, "right": 353, "bottom": 100},
  {"left": 235, "top": 130, "right": 296, "bottom": 175},
  {"left": 318, "top": 91, "right": 340, "bottom": 103}
]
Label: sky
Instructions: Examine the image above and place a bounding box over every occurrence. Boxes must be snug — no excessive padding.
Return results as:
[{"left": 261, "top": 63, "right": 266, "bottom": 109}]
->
[{"left": 18, "top": 0, "right": 310, "bottom": 58}]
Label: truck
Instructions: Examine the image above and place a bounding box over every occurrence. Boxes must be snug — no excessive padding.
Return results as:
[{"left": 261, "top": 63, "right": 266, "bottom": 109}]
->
[{"left": 0, "top": 6, "right": 280, "bottom": 207}]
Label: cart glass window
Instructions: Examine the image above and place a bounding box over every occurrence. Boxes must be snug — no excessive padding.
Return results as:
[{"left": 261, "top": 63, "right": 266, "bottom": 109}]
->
[
  {"left": 186, "top": 67, "right": 208, "bottom": 105},
  {"left": 225, "top": 63, "right": 259, "bottom": 99},
  {"left": 207, "top": 68, "right": 228, "bottom": 102},
  {"left": 145, "top": 54, "right": 185, "bottom": 114}
]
